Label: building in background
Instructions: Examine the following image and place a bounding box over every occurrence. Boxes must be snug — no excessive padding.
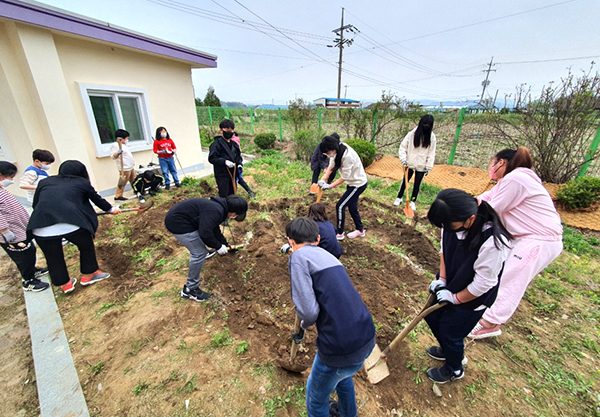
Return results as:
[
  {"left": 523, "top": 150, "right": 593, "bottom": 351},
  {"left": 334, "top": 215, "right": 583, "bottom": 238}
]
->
[
  {"left": 0, "top": 0, "right": 217, "bottom": 200},
  {"left": 313, "top": 97, "right": 361, "bottom": 109}
]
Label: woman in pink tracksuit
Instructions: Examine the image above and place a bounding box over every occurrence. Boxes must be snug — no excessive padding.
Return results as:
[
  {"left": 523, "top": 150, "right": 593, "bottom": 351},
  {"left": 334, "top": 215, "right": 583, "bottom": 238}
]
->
[{"left": 468, "top": 147, "right": 563, "bottom": 339}]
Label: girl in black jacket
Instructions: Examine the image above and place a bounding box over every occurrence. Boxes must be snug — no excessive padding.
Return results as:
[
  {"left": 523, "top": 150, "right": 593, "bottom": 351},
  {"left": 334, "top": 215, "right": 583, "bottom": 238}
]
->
[{"left": 27, "top": 161, "right": 121, "bottom": 293}]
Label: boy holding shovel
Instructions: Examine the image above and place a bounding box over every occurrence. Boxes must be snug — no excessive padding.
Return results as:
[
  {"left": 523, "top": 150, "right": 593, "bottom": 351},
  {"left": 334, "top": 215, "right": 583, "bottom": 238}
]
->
[
  {"left": 110, "top": 129, "right": 136, "bottom": 201},
  {"left": 285, "top": 217, "right": 375, "bottom": 416}
]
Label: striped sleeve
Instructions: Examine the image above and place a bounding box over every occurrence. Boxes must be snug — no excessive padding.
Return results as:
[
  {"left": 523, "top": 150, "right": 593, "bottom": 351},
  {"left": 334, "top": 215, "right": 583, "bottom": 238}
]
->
[{"left": 0, "top": 189, "right": 30, "bottom": 241}]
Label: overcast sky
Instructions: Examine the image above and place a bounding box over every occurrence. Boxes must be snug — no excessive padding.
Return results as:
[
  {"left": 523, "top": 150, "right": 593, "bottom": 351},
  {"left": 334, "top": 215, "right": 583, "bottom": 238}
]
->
[{"left": 36, "top": 0, "right": 600, "bottom": 106}]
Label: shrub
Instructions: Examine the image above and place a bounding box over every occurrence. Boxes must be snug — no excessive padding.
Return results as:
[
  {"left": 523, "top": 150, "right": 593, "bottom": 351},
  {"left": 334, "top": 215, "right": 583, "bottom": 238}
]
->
[
  {"left": 293, "top": 129, "right": 322, "bottom": 162},
  {"left": 254, "top": 133, "right": 277, "bottom": 150},
  {"left": 556, "top": 176, "right": 600, "bottom": 209},
  {"left": 200, "top": 129, "right": 213, "bottom": 147},
  {"left": 345, "top": 139, "right": 377, "bottom": 168}
]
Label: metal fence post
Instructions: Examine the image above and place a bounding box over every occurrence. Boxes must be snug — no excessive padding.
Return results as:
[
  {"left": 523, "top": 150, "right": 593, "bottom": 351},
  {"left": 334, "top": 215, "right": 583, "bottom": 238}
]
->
[
  {"left": 318, "top": 107, "right": 322, "bottom": 131},
  {"left": 226, "top": 107, "right": 230, "bottom": 119},
  {"left": 278, "top": 107, "right": 283, "bottom": 141},
  {"left": 250, "top": 107, "right": 255, "bottom": 135},
  {"left": 208, "top": 106, "right": 213, "bottom": 124},
  {"left": 371, "top": 109, "right": 378, "bottom": 143},
  {"left": 578, "top": 123, "right": 600, "bottom": 178},
  {"left": 448, "top": 107, "right": 466, "bottom": 165}
]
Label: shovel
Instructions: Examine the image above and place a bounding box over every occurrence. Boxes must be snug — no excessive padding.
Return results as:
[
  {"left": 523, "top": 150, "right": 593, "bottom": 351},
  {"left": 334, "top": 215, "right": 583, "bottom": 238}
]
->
[
  {"left": 175, "top": 153, "right": 187, "bottom": 178},
  {"left": 364, "top": 293, "right": 447, "bottom": 384},
  {"left": 276, "top": 315, "right": 309, "bottom": 373},
  {"left": 316, "top": 187, "right": 324, "bottom": 203},
  {"left": 403, "top": 166, "right": 414, "bottom": 219},
  {"left": 117, "top": 141, "right": 128, "bottom": 189}
]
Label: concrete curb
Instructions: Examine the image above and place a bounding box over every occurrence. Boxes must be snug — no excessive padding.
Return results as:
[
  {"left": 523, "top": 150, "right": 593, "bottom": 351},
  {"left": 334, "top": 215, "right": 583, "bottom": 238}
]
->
[{"left": 24, "top": 275, "right": 89, "bottom": 417}]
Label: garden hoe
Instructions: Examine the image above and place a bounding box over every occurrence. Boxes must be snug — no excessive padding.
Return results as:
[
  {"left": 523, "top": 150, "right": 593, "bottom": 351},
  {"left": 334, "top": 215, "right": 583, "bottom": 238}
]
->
[
  {"left": 403, "top": 166, "right": 414, "bottom": 219},
  {"left": 364, "top": 293, "right": 447, "bottom": 384},
  {"left": 276, "top": 315, "right": 309, "bottom": 373}
]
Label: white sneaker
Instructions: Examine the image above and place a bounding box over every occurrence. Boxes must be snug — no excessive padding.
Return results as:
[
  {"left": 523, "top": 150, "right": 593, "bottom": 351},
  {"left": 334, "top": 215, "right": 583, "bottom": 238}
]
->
[
  {"left": 409, "top": 201, "right": 416, "bottom": 210},
  {"left": 393, "top": 198, "right": 402, "bottom": 207},
  {"left": 347, "top": 229, "right": 366, "bottom": 239}
]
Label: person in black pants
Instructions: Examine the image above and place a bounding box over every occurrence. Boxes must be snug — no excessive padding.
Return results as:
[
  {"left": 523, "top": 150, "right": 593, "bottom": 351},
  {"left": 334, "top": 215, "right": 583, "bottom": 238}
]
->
[
  {"left": 27, "top": 161, "right": 121, "bottom": 294},
  {"left": 132, "top": 170, "right": 164, "bottom": 203},
  {"left": 208, "top": 119, "right": 243, "bottom": 198}
]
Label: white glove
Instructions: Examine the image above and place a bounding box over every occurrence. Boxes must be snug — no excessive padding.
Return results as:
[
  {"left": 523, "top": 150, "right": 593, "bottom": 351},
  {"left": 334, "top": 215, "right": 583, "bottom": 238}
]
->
[
  {"left": 217, "top": 245, "right": 228, "bottom": 255},
  {"left": 436, "top": 289, "right": 458, "bottom": 304},
  {"left": 425, "top": 169, "right": 430, "bottom": 176},
  {"left": 117, "top": 150, "right": 123, "bottom": 155},
  {"left": 1, "top": 230, "right": 17, "bottom": 243},
  {"left": 317, "top": 180, "right": 327, "bottom": 188},
  {"left": 225, "top": 160, "right": 235, "bottom": 168},
  {"left": 280, "top": 243, "right": 291, "bottom": 254},
  {"left": 321, "top": 183, "right": 331, "bottom": 190},
  {"left": 401, "top": 160, "right": 408, "bottom": 166},
  {"left": 429, "top": 279, "right": 446, "bottom": 293}
]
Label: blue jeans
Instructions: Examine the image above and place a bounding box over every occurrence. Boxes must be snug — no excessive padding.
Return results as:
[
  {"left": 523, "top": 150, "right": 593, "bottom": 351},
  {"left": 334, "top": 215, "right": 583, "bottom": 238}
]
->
[
  {"left": 171, "top": 231, "right": 208, "bottom": 290},
  {"left": 306, "top": 352, "right": 364, "bottom": 417},
  {"left": 159, "top": 156, "right": 179, "bottom": 185}
]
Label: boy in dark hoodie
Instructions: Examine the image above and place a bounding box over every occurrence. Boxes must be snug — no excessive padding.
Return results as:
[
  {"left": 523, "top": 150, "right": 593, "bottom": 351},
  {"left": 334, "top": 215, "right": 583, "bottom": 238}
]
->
[{"left": 208, "top": 119, "right": 243, "bottom": 198}]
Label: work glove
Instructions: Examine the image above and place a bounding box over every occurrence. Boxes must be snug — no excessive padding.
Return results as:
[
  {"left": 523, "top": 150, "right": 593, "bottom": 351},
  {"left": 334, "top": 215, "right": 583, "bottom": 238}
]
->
[
  {"left": 321, "top": 183, "right": 331, "bottom": 190},
  {"left": 401, "top": 160, "right": 408, "bottom": 166},
  {"left": 217, "top": 245, "right": 228, "bottom": 255},
  {"left": 291, "top": 327, "right": 305, "bottom": 344},
  {"left": 117, "top": 150, "right": 123, "bottom": 155},
  {"left": 1, "top": 230, "right": 17, "bottom": 244},
  {"left": 225, "top": 160, "right": 235, "bottom": 168},
  {"left": 280, "top": 243, "right": 291, "bottom": 254},
  {"left": 110, "top": 207, "right": 122, "bottom": 215},
  {"left": 238, "top": 165, "right": 243, "bottom": 174},
  {"left": 317, "top": 180, "right": 327, "bottom": 188},
  {"left": 139, "top": 197, "right": 146, "bottom": 204},
  {"left": 429, "top": 279, "right": 446, "bottom": 293},
  {"left": 436, "top": 289, "right": 459, "bottom": 304},
  {"left": 425, "top": 169, "right": 430, "bottom": 176}
]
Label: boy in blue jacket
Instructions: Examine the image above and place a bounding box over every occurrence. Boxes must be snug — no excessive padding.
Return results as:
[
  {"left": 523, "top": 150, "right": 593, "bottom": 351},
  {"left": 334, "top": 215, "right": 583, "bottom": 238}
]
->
[{"left": 285, "top": 218, "right": 375, "bottom": 416}]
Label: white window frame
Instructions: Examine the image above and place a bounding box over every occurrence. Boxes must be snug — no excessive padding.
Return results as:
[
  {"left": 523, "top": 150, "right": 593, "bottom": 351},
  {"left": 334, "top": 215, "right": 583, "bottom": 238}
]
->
[
  {"left": 79, "top": 83, "right": 154, "bottom": 158},
  {"left": 0, "top": 120, "right": 17, "bottom": 162}
]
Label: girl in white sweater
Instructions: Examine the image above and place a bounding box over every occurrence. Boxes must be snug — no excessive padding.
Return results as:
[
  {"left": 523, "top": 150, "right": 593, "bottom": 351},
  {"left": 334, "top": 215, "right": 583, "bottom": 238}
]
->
[{"left": 394, "top": 115, "right": 437, "bottom": 209}]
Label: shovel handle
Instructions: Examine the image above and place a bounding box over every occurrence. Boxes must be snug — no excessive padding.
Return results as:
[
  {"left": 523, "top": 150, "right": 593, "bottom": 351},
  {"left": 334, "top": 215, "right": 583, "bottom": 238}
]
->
[
  {"left": 316, "top": 188, "right": 324, "bottom": 203},
  {"left": 289, "top": 316, "right": 302, "bottom": 364},
  {"left": 97, "top": 208, "right": 140, "bottom": 216}
]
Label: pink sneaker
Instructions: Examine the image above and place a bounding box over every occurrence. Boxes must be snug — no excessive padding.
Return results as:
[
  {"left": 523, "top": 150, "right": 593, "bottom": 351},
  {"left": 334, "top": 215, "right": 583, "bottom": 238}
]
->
[
  {"left": 468, "top": 322, "right": 502, "bottom": 339},
  {"left": 347, "top": 229, "right": 366, "bottom": 239},
  {"left": 336, "top": 233, "right": 345, "bottom": 241}
]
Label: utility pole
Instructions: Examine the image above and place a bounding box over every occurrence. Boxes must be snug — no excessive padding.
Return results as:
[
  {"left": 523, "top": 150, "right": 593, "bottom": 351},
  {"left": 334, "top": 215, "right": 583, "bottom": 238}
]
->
[
  {"left": 478, "top": 57, "right": 496, "bottom": 106},
  {"left": 328, "top": 8, "right": 357, "bottom": 119}
]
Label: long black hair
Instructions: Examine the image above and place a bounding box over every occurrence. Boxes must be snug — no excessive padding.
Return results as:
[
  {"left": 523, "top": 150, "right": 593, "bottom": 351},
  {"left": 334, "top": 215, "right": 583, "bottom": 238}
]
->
[
  {"left": 427, "top": 188, "right": 512, "bottom": 250},
  {"left": 58, "top": 160, "right": 90, "bottom": 180},
  {"left": 319, "top": 135, "right": 347, "bottom": 172},
  {"left": 155, "top": 126, "right": 170, "bottom": 140},
  {"left": 413, "top": 114, "right": 434, "bottom": 148}
]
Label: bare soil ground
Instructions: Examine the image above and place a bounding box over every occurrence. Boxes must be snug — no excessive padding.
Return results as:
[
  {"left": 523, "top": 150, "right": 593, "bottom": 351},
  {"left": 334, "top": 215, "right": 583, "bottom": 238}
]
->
[{"left": 1, "top": 177, "right": 598, "bottom": 416}]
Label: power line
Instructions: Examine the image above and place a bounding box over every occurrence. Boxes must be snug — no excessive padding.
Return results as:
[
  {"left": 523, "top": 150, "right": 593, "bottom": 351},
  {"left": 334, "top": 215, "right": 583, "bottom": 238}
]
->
[{"left": 497, "top": 55, "right": 600, "bottom": 65}]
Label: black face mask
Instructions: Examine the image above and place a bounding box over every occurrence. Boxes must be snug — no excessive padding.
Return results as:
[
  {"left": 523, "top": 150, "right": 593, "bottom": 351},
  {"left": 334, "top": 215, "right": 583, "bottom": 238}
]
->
[
  {"left": 450, "top": 226, "right": 467, "bottom": 233},
  {"left": 223, "top": 131, "right": 234, "bottom": 140}
]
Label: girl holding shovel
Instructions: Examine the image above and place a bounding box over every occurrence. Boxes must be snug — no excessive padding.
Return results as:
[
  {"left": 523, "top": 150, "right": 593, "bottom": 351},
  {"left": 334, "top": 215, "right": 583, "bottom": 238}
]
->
[{"left": 425, "top": 188, "right": 512, "bottom": 383}]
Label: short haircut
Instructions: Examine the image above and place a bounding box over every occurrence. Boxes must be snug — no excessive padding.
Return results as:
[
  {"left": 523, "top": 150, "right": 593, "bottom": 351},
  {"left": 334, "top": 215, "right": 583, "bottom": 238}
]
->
[
  {"left": 115, "top": 129, "right": 130, "bottom": 140},
  {"left": 142, "top": 170, "right": 156, "bottom": 181},
  {"left": 319, "top": 136, "right": 339, "bottom": 153},
  {"left": 285, "top": 218, "right": 319, "bottom": 244},
  {"left": 226, "top": 195, "right": 248, "bottom": 221},
  {"left": 58, "top": 160, "right": 90, "bottom": 180},
  {"left": 32, "top": 149, "right": 55, "bottom": 163},
  {"left": 0, "top": 161, "right": 18, "bottom": 177},
  {"left": 307, "top": 203, "right": 328, "bottom": 222},
  {"left": 220, "top": 119, "right": 235, "bottom": 130}
]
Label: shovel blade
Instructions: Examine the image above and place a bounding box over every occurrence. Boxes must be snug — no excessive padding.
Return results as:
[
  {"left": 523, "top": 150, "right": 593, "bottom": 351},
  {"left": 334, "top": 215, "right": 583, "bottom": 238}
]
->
[
  {"left": 275, "top": 357, "right": 309, "bottom": 373},
  {"left": 403, "top": 205, "right": 414, "bottom": 219},
  {"left": 363, "top": 344, "right": 390, "bottom": 384}
]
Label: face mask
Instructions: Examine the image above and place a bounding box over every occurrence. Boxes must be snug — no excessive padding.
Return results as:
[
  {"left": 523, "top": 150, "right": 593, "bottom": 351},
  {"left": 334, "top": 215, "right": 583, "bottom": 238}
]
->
[
  {"left": 223, "top": 131, "right": 234, "bottom": 140},
  {"left": 161, "top": 133, "right": 167, "bottom": 138},
  {"left": 41, "top": 164, "right": 51, "bottom": 171},
  {"left": 450, "top": 225, "right": 467, "bottom": 233},
  {"left": 0, "top": 179, "right": 14, "bottom": 188}
]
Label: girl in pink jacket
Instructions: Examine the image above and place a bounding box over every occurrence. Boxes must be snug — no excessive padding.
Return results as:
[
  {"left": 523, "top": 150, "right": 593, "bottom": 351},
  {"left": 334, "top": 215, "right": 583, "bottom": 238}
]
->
[{"left": 468, "top": 147, "right": 563, "bottom": 339}]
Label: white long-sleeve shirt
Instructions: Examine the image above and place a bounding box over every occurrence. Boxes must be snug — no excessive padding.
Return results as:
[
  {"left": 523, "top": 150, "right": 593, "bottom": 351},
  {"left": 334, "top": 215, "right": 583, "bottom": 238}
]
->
[
  {"left": 398, "top": 128, "right": 437, "bottom": 171},
  {"left": 109, "top": 142, "right": 135, "bottom": 171}
]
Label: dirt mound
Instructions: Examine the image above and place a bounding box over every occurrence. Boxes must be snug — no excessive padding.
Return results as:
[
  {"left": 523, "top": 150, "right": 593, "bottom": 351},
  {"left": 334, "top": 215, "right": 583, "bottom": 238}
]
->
[{"left": 367, "top": 155, "right": 600, "bottom": 231}]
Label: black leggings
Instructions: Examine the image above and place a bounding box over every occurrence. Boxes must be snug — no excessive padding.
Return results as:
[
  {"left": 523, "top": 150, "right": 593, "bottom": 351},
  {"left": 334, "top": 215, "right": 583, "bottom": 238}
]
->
[
  {"left": 336, "top": 183, "right": 367, "bottom": 234},
  {"left": 397, "top": 169, "right": 425, "bottom": 202},
  {"left": 1, "top": 240, "right": 37, "bottom": 281},
  {"left": 34, "top": 228, "right": 98, "bottom": 286}
]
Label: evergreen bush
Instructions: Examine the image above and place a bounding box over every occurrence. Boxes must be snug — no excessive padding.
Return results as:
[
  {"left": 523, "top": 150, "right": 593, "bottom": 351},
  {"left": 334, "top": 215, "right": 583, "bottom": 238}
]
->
[
  {"left": 293, "top": 129, "right": 322, "bottom": 162},
  {"left": 254, "top": 133, "right": 277, "bottom": 150},
  {"left": 345, "top": 139, "right": 377, "bottom": 168},
  {"left": 556, "top": 176, "right": 600, "bottom": 209}
]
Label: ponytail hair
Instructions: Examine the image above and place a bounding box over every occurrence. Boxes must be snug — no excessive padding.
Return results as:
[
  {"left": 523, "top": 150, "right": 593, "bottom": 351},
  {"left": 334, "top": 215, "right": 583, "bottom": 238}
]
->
[
  {"left": 427, "top": 188, "right": 512, "bottom": 250},
  {"left": 494, "top": 147, "right": 533, "bottom": 175}
]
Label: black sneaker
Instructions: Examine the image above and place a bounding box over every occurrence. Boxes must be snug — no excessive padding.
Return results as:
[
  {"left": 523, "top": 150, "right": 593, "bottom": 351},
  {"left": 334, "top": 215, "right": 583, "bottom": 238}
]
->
[
  {"left": 34, "top": 268, "right": 49, "bottom": 280},
  {"left": 23, "top": 279, "right": 50, "bottom": 292},
  {"left": 248, "top": 190, "right": 256, "bottom": 199},
  {"left": 205, "top": 249, "right": 217, "bottom": 259},
  {"left": 426, "top": 346, "right": 468, "bottom": 364},
  {"left": 427, "top": 365, "right": 464, "bottom": 384},
  {"left": 181, "top": 285, "right": 211, "bottom": 303},
  {"left": 175, "top": 183, "right": 181, "bottom": 188},
  {"left": 329, "top": 400, "right": 340, "bottom": 417},
  {"left": 165, "top": 184, "right": 170, "bottom": 190},
  {"left": 114, "top": 196, "right": 128, "bottom": 201}
]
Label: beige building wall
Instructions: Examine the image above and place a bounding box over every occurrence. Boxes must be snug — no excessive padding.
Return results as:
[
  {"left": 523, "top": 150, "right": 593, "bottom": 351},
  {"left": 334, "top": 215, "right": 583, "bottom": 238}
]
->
[{"left": 0, "top": 19, "right": 204, "bottom": 198}]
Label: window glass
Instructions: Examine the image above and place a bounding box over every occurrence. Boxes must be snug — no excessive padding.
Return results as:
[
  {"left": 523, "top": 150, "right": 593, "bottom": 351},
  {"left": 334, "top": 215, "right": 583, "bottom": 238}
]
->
[
  {"left": 119, "top": 97, "right": 143, "bottom": 142},
  {"left": 90, "top": 96, "right": 117, "bottom": 144}
]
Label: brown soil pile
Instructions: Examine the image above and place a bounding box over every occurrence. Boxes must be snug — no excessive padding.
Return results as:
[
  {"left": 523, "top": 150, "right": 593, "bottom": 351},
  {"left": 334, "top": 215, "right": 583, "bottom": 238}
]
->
[{"left": 367, "top": 155, "right": 600, "bottom": 231}]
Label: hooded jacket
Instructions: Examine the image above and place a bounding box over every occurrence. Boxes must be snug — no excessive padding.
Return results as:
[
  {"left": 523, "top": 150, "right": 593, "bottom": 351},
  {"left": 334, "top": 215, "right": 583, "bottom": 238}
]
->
[{"left": 208, "top": 137, "right": 243, "bottom": 178}]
